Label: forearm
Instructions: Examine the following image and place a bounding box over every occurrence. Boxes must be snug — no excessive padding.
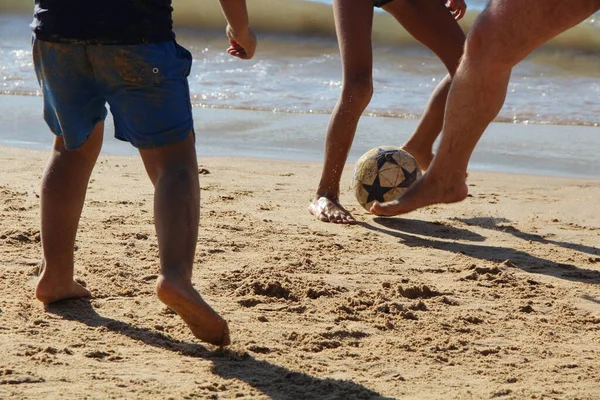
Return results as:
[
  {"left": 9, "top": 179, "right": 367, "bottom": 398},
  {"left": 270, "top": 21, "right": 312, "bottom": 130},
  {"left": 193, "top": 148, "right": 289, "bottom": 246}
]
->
[{"left": 219, "top": 0, "right": 250, "bottom": 34}]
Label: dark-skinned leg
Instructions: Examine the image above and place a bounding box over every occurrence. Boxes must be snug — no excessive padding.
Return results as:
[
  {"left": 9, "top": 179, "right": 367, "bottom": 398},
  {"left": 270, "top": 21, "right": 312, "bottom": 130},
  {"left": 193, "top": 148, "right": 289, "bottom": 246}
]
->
[
  {"left": 36, "top": 122, "right": 104, "bottom": 303},
  {"left": 308, "top": 0, "right": 375, "bottom": 224},
  {"left": 138, "top": 132, "right": 230, "bottom": 346}
]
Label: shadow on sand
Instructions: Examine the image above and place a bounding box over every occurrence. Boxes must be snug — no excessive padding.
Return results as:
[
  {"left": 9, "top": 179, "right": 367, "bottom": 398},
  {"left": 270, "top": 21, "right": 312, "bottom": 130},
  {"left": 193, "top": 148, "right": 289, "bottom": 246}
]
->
[
  {"left": 456, "top": 216, "right": 600, "bottom": 257},
  {"left": 45, "top": 300, "right": 393, "bottom": 400},
  {"left": 361, "top": 217, "right": 600, "bottom": 285}
]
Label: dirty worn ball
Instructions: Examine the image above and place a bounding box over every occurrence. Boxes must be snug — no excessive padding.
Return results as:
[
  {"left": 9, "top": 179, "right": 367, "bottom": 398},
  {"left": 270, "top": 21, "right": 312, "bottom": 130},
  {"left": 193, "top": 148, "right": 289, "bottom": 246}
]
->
[{"left": 352, "top": 146, "right": 421, "bottom": 212}]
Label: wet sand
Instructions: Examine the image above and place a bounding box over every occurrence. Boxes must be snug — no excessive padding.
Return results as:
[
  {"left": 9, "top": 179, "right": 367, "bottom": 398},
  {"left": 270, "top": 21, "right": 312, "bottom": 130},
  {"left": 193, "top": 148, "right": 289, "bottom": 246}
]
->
[{"left": 1, "top": 94, "right": 599, "bottom": 179}]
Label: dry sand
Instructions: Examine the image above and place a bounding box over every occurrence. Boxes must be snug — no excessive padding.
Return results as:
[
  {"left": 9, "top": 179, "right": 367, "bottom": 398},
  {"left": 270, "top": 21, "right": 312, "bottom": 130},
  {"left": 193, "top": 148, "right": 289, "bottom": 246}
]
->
[{"left": 0, "top": 144, "right": 599, "bottom": 400}]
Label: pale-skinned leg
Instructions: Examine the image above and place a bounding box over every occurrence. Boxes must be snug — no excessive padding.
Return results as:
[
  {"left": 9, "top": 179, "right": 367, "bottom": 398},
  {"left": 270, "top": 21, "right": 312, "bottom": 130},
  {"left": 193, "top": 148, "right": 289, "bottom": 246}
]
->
[
  {"left": 308, "top": 0, "right": 375, "bottom": 224},
  {"left": 383, "top": 0, "right": 466, "bottom": 170},
  {"left": 371, "top": 0, "right": 600, "bottom": 216}
]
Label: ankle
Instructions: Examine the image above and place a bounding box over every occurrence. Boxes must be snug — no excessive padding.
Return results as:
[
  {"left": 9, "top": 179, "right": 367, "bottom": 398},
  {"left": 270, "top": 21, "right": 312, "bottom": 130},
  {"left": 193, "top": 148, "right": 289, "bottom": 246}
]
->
[
  {"left": 427, "top": 162, "right": 467, "bottom": 182},
  {"left": 156, "top": 273, "right": 193, "bottom": 296},
  {"left": 315, "top": 191, "right": 339, "bottom": 201},
  {"left": 37, "top": 265, "right": 75, "bottom": 286},
  {"left": 158, "top": 270, "right": 192, "bottom": 284}
]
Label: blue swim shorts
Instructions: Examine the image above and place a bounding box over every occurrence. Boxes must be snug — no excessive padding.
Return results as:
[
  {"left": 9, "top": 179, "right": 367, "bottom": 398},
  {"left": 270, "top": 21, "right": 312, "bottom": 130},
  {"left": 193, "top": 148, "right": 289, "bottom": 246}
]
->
[{"left": 32, "top": 39, "right": 194, "bottom": 150}]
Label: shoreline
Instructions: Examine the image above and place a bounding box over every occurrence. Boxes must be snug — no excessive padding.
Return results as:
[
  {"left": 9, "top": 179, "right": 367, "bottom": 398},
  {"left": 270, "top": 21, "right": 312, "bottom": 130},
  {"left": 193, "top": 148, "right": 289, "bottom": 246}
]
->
[{"left": 1, "top": 94, "right": 600, "bottom": 179}]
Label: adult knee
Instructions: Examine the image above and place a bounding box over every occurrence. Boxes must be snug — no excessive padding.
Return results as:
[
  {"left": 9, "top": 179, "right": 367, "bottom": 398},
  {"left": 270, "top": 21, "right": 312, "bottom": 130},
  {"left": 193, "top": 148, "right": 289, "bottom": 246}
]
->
[
  {"left": 341, "top": 75, "right": 373, "bottom": 112},
  {"left": 462, "top": 26, "right": 514, "bottom": 75}
]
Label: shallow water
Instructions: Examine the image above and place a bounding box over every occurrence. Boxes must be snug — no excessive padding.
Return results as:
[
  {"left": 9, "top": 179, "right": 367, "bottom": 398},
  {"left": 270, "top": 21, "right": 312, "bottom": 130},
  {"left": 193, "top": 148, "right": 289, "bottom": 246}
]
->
[
  {"left": 0, "top": 1, "right": 599, "bottom": 178},
  {"left": 1, "top": 95, "right": 599, "bottom": 179}
]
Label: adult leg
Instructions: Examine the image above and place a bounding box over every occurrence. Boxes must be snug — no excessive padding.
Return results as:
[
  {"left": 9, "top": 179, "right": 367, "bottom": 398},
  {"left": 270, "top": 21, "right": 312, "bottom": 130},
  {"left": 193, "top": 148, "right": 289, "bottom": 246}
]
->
[
  {"left": 36, "top": 122, "right": 104, "bottom": 303},
  {"left": 138, "top": 133, "right": 230, "bottom": 346},
  {"left": 383, "top": 0, "right": 466, "bottom": 170},
  {"left": 371, "top": 0, "right": 600, "bottom": 216},
  {"left": 308, "top": 0, "right": 375, "bottom": 224}
]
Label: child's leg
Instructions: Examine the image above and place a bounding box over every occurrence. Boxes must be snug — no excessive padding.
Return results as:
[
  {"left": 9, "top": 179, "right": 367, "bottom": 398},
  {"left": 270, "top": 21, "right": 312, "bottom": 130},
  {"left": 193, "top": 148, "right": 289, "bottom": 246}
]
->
[
  {"left": 309, "top": 0, "right": 375, "bottom": 224},
  {"left": 92, "top": 40, "right": 229, "bottom": 346},
  {"left": 138, "top": 133, "right": 230, "bottom": 347},
  {"left": 32, "top": 40, "right": 108, "bottom": 303},
  {"left": 36, "top": 122, "right": 104, "bottom": 303},
  {"left": 383, "top": 0, "right": 466, "bottom": 170}
]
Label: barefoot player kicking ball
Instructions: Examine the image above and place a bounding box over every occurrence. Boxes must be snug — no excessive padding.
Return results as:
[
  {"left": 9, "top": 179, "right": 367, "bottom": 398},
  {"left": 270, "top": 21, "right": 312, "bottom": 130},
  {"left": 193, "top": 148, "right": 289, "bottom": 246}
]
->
[{"left": 309, "top": 0, "right": 466, "bottom": 224}]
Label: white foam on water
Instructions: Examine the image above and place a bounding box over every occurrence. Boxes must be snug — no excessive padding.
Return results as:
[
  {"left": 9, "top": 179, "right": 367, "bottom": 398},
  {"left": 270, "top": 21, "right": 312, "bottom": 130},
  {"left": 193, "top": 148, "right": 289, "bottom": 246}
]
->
[
  {"left": 0, "top": 2, "right": 599, "bottom": 177},
  {"left": 1, "top": 95, "right": 599, "bottom": 179}
]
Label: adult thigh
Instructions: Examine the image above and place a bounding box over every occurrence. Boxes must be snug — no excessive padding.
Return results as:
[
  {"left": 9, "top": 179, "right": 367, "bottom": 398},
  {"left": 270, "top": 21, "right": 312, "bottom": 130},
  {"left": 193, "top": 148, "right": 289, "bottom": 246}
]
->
[{"left": 467, "top": 0, "right": 599, "bottom": 69}]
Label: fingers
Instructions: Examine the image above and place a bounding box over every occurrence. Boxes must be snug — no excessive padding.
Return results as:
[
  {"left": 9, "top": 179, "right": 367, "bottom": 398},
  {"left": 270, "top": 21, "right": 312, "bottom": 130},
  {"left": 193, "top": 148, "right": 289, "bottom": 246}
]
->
[
  {"left": 227, "top": 43, "right": 252, "bottom": 59},
  {"left": 227, "top": 44, "right": 249, "bottom": 59},
  {"left": 224, "top": 28, "right": 257, "bottom": 60},
  {"left": 226, "top": 38, "right": 245, "bottom": 59},
  {"left": 455, "top": 0, "right": 467, "bottom": 20},
  {"left": 446, "top": 0, "right": 467, "bottom": 21}
]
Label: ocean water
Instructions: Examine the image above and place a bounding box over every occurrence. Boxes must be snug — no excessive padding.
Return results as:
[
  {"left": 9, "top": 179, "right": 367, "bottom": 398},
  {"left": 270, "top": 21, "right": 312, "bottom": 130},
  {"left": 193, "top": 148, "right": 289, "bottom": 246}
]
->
[{"left": 0, "top": 0, "right": 599, "bottom": 177}]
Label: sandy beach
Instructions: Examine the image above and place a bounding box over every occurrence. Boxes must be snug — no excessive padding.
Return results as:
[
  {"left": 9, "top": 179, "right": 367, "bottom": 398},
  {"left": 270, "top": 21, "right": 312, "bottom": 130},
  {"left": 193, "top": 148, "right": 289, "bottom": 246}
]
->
[{"left": 1, "top": 141, "right": 599, "bottom": 400}]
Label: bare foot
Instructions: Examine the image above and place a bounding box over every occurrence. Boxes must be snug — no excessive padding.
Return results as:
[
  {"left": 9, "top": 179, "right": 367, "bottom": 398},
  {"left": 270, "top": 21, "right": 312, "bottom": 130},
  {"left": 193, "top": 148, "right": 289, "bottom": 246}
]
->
[
  {"left": 401, "top": 144, "right": 433, "bottom": 172},
  {"left": 370, "top": 171, "right": 468, "bottom": 216},
  {"left": 308, "top": 196, "right": 356, "bottom": 224},
  {"left": 156, "top": 275, "right": 230, "bottom": 346},
  {"left": 36, "top": 271, "right": 91, "bottom": 304}
]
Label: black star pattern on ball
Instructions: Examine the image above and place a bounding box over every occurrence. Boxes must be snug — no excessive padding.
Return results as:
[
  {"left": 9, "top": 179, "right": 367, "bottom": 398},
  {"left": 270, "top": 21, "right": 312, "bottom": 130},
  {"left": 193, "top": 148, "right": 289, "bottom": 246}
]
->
[
  {"left": 375, "top": 148, "right": 400, "bottom": 170},
  {"left": 362, "top": 165, "right": 419, "bottom": 204},
  {"left": 397, "top": 166, "right": 419, "bottom": 188},
  {"left": 362, "top": 174, "right": 395, "bottom": 204}
]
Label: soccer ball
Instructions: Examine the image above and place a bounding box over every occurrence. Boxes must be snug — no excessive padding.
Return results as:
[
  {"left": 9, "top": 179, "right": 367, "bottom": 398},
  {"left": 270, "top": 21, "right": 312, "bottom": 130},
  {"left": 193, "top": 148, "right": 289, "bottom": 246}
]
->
[{"left": 352, "top": 146, "right": 421, "bottom": 212}]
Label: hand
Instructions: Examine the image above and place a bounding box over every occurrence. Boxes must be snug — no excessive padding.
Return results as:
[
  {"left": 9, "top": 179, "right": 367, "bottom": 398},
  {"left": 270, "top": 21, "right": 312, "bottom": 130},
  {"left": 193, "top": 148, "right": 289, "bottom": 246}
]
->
[
  {"left": 446, "top": 0, "right": 467, "bottom": 21},
  {"left": 225, "top": 25, "right": 257, "bottom": 60}
]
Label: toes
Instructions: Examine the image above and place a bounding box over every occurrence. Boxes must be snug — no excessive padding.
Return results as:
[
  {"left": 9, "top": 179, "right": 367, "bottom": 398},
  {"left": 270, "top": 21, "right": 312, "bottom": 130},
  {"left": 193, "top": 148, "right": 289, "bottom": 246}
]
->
[
  {"left": 369, "top": 201, "right": 381, "bottom": 215},
  {"left": 370, "top": 201, "right": 393, "bottom": 216},
  {"left": 310, "top": 197, "right": 355, "bottom": 224},
  {"left": 342, "top": 215, "right": 356, "bottom": 225},
  {"left": 328, "top": 211, "right": 356, "bottom": 224},
  {"left": 327, "top": 214, "right": 343, "bottom": 224},
  {"left": 319, "top": 214, "right": 331, "bottom": 223}
]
